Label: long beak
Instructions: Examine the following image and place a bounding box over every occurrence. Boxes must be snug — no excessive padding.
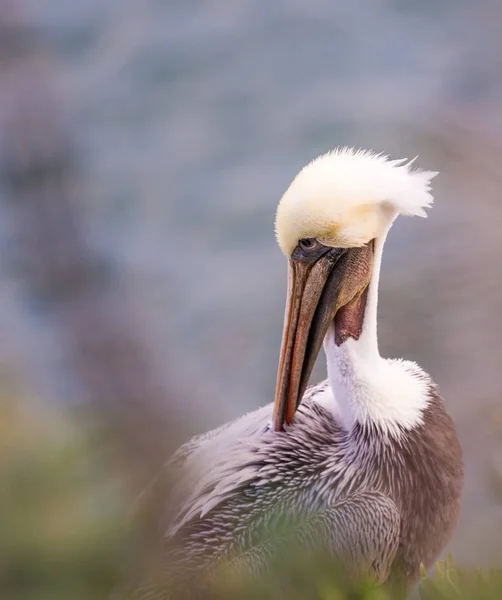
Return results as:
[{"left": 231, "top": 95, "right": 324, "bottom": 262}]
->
[{"left": 272, "top": 244, "right": 373, "bottom": 431}]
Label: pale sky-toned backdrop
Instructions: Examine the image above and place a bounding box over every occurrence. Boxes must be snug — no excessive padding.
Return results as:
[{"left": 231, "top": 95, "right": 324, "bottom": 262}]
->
[{"left": 1, "top": 0, "right": 502, "bottom": 567}]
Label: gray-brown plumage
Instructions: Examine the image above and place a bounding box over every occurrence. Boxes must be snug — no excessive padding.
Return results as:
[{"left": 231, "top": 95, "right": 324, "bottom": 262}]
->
[
  {"left": 137, "top": 149, "right": 464, "bottom": 598},
  {"left": 165, "top": 380, "right": 462, "bottom": 592}
]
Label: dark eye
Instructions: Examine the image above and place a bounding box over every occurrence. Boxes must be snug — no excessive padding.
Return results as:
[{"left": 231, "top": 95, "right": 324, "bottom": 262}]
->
[{"left": 299, "top": 238, "right": 316, "bottom": 250}]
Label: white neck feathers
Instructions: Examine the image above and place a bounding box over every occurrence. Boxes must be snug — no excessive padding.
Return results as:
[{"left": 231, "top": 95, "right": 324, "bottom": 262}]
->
[{"left": 323, "top": 230, "right": 431, "bottom": 436}]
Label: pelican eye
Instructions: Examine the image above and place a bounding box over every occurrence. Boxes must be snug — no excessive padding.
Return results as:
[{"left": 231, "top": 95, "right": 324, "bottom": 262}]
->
[{"left": 299, "top": 238, "right": 316, "bottom": 250}]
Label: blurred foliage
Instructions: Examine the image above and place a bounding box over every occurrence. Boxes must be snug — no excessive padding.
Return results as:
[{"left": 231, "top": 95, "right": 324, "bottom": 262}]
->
[
  {"left": 212, "top": 551, "right": 502, "bottom": 600},
  {"left": 212, "top": 547, "right": 394, "bottom": 600},
  {"left": 419, "top": 555, "right": 502, "bottom": 600},
  {"left": 0, "top": 387, "right": 133, "bottom": 600}
]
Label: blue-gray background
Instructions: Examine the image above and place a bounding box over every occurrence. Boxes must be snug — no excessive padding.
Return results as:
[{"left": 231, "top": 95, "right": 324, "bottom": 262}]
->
[{"left": 2, "top": 0, "right": 502, "bottom": 565}]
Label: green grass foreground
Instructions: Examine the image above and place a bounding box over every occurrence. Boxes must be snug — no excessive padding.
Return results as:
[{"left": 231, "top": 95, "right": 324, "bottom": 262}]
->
[{"left": 210, "top": 550, "right": 502, "bottom": 600}]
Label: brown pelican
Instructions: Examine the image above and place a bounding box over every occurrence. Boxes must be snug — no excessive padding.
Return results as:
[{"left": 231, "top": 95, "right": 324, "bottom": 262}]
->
[{"left": 161, "top": 148, "right": 463, "bottom": 597}]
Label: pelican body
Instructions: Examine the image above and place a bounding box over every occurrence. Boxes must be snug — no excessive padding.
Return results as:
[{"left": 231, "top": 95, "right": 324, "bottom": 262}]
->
[{"left": 161, "top": 149, "right": 463, "bottom": 597}]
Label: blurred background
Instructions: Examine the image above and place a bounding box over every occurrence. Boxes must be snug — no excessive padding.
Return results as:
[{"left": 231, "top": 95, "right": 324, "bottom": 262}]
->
[{"left": 1, "top": 0, "right": 502, "bottom": 597}]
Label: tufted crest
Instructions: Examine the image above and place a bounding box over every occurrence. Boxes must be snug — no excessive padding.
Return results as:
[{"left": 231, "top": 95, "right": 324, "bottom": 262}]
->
[{"left": 275, "top": 147, "right": 438, "bottom": 256}]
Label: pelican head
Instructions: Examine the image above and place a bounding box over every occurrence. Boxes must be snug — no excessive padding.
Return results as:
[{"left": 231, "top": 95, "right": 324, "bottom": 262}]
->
[{"left": 273, "top": 148, "right": 437, "bottom": 430}]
